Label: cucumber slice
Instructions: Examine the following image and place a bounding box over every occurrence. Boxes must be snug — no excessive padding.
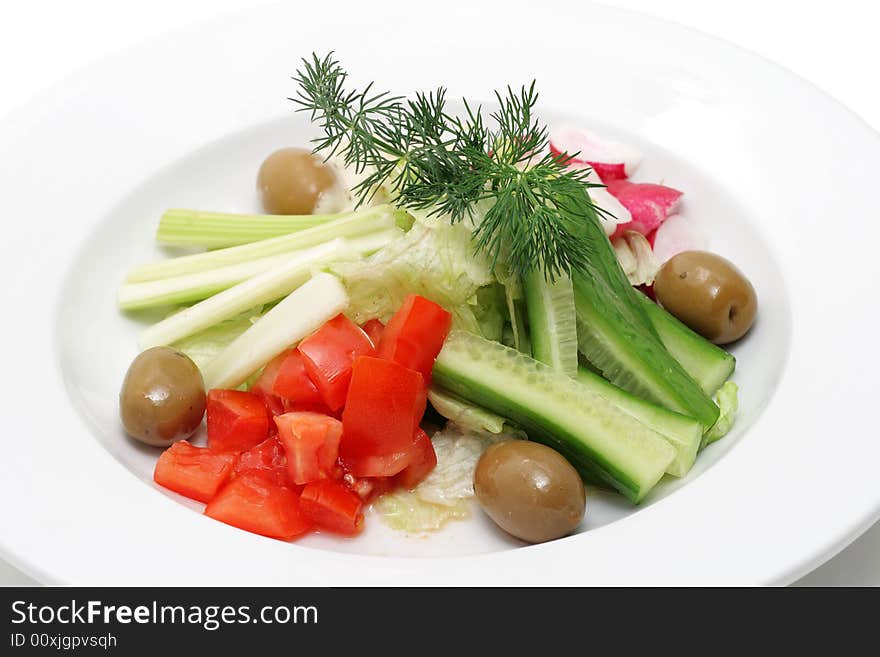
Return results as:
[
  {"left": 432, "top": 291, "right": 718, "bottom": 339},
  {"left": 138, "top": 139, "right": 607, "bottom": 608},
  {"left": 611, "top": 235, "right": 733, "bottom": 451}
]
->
[
  {"left": 638, "top": 294, "right": 736, "bottom": 396},
  {"left": 576, "top": 366, "right": 702, "bottom": 477},
  {"left": 573, "top": 274, "right": 720, "bottom": 429},
  {"left": 522, "top": 271, "right": 579, "bottom": 377},
  {"left": 433, "top": 331, "right": 676, "bottom": 503},
  {"left": 557, "top": 195, "right": 718, "bottom": 429}
]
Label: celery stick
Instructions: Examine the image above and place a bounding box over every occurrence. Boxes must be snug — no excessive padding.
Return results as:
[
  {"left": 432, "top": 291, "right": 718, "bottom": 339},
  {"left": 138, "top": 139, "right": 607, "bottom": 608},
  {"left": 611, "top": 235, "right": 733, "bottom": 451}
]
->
[
  {"left": 157, "top": 209, "right": 349, "bottom": 248},
  {"left": 119, "top": 253, "right": 291, "bottom": 310},
  {"left": 138, "top": 239, "right": 350, "bottom": 348},
  {"left": 118, "top": 229, "right": 399, "bottom": 310},
  {"left": 202, "top": 273, "right": 348, "bottom": 390},
  {"left": 126, "top": 205, "right": 405, "bottom": 282}
]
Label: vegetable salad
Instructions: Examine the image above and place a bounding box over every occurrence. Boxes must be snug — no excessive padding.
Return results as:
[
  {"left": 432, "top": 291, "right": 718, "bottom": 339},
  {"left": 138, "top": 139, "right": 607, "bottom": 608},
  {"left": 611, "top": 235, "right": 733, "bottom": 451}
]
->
[{"left": 117, "top": 54, "right": 756, "bottom": 545}]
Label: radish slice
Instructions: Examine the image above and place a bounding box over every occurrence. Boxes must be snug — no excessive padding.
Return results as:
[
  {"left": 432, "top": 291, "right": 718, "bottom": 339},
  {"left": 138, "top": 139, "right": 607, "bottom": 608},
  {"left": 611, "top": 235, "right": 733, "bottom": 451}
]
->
[
  {"left": 588, "top": 186, "right": 632, "bottom": 236},
  {"left": 549, "top": 124, "right": 643, "bottom": 182},
  {"left": 651, "top": 214, "right": 709, "bottom": 264},
  {"left": 606, "top": 179, "right": 683, "bottom": 239}
]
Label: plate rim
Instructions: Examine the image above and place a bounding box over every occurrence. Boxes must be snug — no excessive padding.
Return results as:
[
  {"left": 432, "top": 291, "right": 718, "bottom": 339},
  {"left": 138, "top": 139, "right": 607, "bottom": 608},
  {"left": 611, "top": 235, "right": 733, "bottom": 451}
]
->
[{"left": 1, "top": 0, "right": 879, "bottom": 585}]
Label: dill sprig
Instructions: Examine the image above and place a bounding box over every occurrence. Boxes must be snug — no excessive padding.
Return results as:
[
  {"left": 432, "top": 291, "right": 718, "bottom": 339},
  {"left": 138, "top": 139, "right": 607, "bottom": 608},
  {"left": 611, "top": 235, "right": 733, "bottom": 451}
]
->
[{"left": 292, "top": 52, "right": 605, "bottom": 280}]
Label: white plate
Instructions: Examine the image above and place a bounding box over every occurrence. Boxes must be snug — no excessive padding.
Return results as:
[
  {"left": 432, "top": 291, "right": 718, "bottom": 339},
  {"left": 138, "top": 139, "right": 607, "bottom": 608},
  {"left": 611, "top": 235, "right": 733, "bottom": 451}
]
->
[{"left": 1, "top": 0, "right": 878, "bottom": 585}]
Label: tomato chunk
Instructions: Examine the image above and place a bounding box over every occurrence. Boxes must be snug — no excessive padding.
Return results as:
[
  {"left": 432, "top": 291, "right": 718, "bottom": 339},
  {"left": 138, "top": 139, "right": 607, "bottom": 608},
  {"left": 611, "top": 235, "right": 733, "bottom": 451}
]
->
[
  {"left": 300, "top": 480, "right": 364, "bottom": 536},
  {"left": 275, "top": 412, "right": 343, "bottom": 485},
  {"left": 234, "top": 435, "right": 290, "bottom": 486},
  {"left": 205, "top": 474, "right": 312, "bottom": 540},
  {"left": 206, "top": 389, "right": 270, "bottom": 452},
  {"left": 395, "top": 429, "right": 437, "bottom": 489},
  {"left": 249, "top": 352, "right": 288, "bottom": 416},
  {"left": 153, "top": 441, "right": 236, "bottom": 503},
  {"left": 343, "top": 474, "right": 394, "bottom": 503},
  {"left": 273, "top": 349, "right": 325, "bottom": 406},
  {"left": 377, "top": 295, "right": 452, "bottom": 383},
  {"left": 299, "top": 314, "right": 375, "bottom": 411},
  {"left": 361, "top": 319, "right": 385, "bottom": 347},
  {"left": 339, "top": 356, "right": 427, "bottom": 477}
]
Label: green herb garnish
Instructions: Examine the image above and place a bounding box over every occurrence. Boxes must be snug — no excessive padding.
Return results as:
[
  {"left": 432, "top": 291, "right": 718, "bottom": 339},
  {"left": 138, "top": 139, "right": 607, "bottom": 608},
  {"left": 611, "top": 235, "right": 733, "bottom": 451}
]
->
[{"left": 292, "top": 52, "right": 607, "bottom": 281}]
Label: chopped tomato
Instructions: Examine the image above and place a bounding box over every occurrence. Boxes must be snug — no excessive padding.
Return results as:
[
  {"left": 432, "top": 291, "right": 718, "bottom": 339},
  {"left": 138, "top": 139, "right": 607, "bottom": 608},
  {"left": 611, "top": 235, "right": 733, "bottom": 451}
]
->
[
  {"left": 206, "top": 389, "right": 270, "bottom": 452},
  {"left": 361, "top": 319, "right": 385, "bottom": 347},
  {"left": 272, "top": 349, "right": 325, "bottom": 407},
  {"left": 343, "top": 474, "right": 394, "bottom": 502},
  {"left": 153, "top": 441, "right": 236, "bottom": 503},
  {"left": 395, "top": 429, "right": 437, "bottom": 489},
  {"left": 249, "top": 353, "right": 288, "bottom": 416},
  {"left": 298, "top": 314, "right": 376, "bottom": 411},
  {"left": 339, "top": 356, "right": 427, "bottom": 477},
  {"left": 251, "top": 350, "right": 327, "bottom": 415},
  {"left": 205, "top": 474, "right": 312, "bottom": 540},
  {"left": 233, "top": 435, "right": 290, "bottom": 486},
  {"left": 377, "top": 295, "right": 452, "bottom": 382},
  {"left": 300, "top": 480, "right": 365, "bottom": 536},
  {"left": 274, "top": 412, "right": 343, "bottom": 485}
]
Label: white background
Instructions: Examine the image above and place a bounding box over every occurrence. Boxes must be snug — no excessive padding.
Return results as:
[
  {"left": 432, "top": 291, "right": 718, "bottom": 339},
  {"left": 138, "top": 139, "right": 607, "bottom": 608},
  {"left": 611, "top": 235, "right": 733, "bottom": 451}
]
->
[{"left": 0, "top": 0, "right": 877, "bottom": 586}]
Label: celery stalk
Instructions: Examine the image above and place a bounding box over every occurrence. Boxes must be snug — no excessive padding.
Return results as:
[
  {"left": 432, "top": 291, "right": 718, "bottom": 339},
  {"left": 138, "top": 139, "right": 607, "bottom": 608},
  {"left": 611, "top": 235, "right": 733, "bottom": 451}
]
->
[
  {"left": 138, "top": 238, "right": 351, "bottom": 348},
  {"left": 157, "top": 209, "right": 350, "bottom": 248},
  {"left": 202, "top": 273, "right": 348, "bottom": 390},
  {"left": 126, "top": 204, "right": 405, "bottom": 283},
  {"left": 118, "top": 229, "right": 400, "bottom": 311},
  {"left": 119, "top": 253, "right": 292, "bottom": 310}
]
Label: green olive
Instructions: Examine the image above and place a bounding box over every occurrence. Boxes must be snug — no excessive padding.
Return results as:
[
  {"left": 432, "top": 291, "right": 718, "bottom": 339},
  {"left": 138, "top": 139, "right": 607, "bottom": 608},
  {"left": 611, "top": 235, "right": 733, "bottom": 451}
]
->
[
  {"left": 474, "top": 441, "right": 586, "bottom": 544},
  {"left": 256, "top": 147, "right": 336, "bottom": 215},
  {"left": 654, "top": 251, "right": 757, "bottom": 345},
  {"left": 120, "top": 347, "right": 206, "bottom": 447}
]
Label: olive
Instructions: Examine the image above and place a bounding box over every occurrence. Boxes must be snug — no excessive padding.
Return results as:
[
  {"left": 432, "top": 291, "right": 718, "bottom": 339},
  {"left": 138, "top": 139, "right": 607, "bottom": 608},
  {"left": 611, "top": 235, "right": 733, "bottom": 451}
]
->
[
  {"left": 120, "top": 347, "right": 206, "bottom": 447},
  {"left": 473, "top": 441, "right": 586, "bottom": 544},
  {"left": 256, "top": 147, "right": 337, "bottom": 215},
  {"left": 653, "top": 251, "right": 757, "bottom": 345}
]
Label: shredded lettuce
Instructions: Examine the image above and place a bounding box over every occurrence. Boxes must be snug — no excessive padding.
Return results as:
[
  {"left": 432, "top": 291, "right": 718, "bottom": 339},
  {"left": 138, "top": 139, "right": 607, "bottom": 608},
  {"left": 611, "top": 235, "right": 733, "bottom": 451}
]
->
[
  {"left": 375, "top": 422, "right": 524, "bottom": 533},
  {"left": 171, "top": 306, "right": 266, "bottom": 372},
  {"left": 330, "top": 222, "right": 499, "bottom": 336},
  {"left": 703, "top": 381, "right": 739, "bottom": 447},
  {"left": 374, "top": 492, "right": 471, "bottom": 532}
]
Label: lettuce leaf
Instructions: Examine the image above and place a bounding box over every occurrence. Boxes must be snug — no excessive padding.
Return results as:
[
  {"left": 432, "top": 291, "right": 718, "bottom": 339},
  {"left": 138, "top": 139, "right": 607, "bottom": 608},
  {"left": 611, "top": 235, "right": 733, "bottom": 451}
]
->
[
  {"left": 171, "top": 306, "right": 266, "bottom": 372},
  {"left": 374, "top": 422, "right": 525, "bottom": 533},
  {"left": 427, "top": 388, "right": 509, "bottom": 434},
  {"left": 703, "top": 381, "right": 739, "bottom": 447}
]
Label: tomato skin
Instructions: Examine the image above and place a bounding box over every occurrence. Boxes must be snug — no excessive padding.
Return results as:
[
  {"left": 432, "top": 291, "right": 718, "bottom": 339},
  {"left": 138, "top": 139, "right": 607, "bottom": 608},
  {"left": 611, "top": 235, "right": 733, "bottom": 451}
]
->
[
  {"left": 300, "top": 480, "right": 364, "bottom": 536},
  {"left": 233, "top": 435, "right": 290, "bottom": 486},
  {"left": 205, "top": 474, "right": 312, "bottom": 540},
  {"left": 361, "top": 319, "right": 385, "bottom": 347},
  {"left": 249, "top": 353, "right": 288, "bottom": 416},
  {"left": 394, "top": 429, "right": 437, "bottom": 489},
  {"left": 343, "top": 474, "right": 393, "bottom": 502},
  {"left": 274, "top": 412, "right": 343, "bottom": 485},
  {"left": 299, "top": 314, "right": 376, "bottom": 411},
  {"left": 272, "top": 349, "right": 325, "bottom": 407},
  {"left": 206, "top": 389, "right": 270, "bottom": 452},
  {"left": 339, "top": 356, "right": 427, "bottom": 477},
  {"left": 153, "top": 441, "right": 236, "bottom": 503},
  {"left": 377, "top": 295, "right": 452, "bottom": 383}
]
